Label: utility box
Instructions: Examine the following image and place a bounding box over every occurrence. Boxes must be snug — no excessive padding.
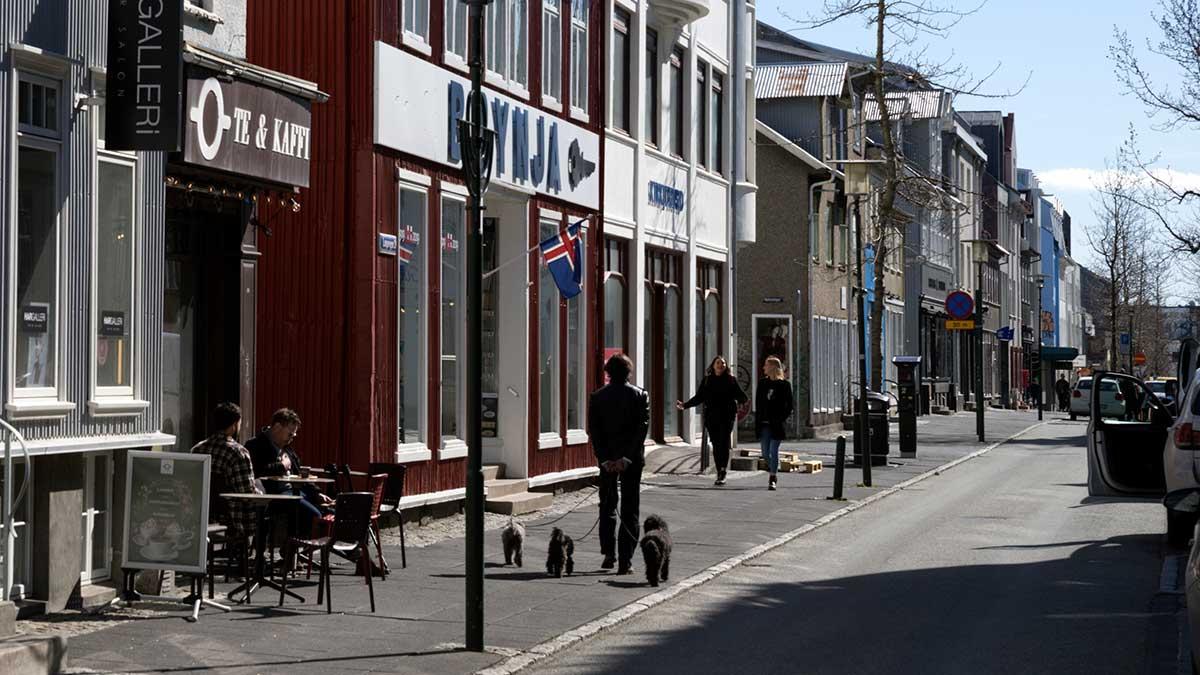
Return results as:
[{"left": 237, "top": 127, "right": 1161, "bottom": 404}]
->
[{"left": 893, "top": 356, "right": 922, "bottom": 458}]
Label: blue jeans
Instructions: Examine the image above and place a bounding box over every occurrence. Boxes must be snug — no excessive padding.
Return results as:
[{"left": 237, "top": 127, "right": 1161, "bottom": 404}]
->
[{"left": 759, "top": 426, "right": 782, "bottom": 475}]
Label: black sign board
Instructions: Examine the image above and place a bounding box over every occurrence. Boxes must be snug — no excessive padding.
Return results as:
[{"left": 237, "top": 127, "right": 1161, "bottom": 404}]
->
[
  {"left": 101, "top": 310, "right": 126, "bottom": 337},
  {"left": 20, "top": 305, "right": 48, "bottom": 334},
  {"left": 105, "top": 0, "right": 183, "bottom": 151},
  {"left": 182, "top": 67, "right": 314, "bottom": 187}
]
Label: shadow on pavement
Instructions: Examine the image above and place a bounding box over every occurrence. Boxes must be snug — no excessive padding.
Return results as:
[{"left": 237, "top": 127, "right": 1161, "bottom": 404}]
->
[{"left": 547, "top": 533, "right": 1168, "bottom": 675}]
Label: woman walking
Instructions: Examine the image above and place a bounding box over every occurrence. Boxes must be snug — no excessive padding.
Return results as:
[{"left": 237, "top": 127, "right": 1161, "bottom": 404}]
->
[
  {"left": 676, "top": 356, "right": 748, "bottom": 486},
  {"left": 755, "top": 356, "right": 793, "bottom": 491}
]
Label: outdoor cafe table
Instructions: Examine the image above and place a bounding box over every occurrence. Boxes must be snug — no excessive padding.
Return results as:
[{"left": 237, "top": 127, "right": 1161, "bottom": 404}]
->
[
  {"left": 219, "top": 492, "right": 303, "bottom": 605},
  {"left": 259, "top": 475, "right": 336, "bottom": 485}
]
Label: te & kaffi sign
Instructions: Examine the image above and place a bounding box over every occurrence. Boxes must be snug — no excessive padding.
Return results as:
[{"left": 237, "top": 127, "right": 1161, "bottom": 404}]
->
[{"left": 105, "top": 0, "right": 183, "bottom": 151}]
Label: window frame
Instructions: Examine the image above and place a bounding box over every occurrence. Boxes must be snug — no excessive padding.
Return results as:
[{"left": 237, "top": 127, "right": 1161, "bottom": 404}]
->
[
  {"left": 696, "top": 60, "right": 709, "bottom": 169},
  {"left": 668, "top": 47, "right": 685, "bottom": 158},
  {"left": 397, "top": 178, "right": 431, "bottom": 460},
  {"left": 445, "top": 0, "right": 469, "bottom": 66},
  {"left": 484, "top": 0, "right": 530, "bottom": 94},
  {"left": 564, "top": 225, "right": 588, "bottom": 443},
  {"left": 611, "top": 8, "right": 632, "bottom": 133},
  {"left": 541, "top": 0, "right": 563, "bottom": 107},
  {"left": 569, "top": 0, "right": 589, "bottom": 119},
  {"left": 9, "top": 68, "right": 65, "bottom": 408},
  {"left": 644, "top": 28, "right": 659, "bottom": 147},
  {"left": 439, "top": 190, "right": 469, "bottom": 458},
  {"left": 538, "top": 217, "right": 563, "bottom": 447},
  {"left": 710, "top": 68, "right": 724, "bottom": 175},
  {"left": 403, "top": 0, "right": 432, "bottom": 53},
  {"left": 90, "top": 150, "right": 139, "bottom": 403}
]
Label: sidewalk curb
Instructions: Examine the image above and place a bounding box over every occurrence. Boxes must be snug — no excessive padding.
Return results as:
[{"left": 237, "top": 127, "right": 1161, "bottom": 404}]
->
[{"left": 477, "top": 421, "right": 1048, "bottom": 675}]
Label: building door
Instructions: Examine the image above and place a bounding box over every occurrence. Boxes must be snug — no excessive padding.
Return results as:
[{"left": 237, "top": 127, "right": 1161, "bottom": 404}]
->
[
  {"left": 80, "top": 452, "right": 112, "bottom": 583},
  {"left": 644, "top": 249, "right": 683, "bottom": 442},
  {"left": 163, "top": 194, "right": 246, "bottom": 449},
  {"left": 752, "top": 315, "right": 792, "bottom": 407}
]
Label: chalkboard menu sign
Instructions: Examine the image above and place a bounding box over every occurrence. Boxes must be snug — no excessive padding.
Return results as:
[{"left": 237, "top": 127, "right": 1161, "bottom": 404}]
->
[{"left": 122, "top": 451, "right": 210, "bottom": 574}]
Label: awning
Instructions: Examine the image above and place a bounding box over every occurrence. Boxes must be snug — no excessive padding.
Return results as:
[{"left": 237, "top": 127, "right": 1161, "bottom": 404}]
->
[{"left": 1041, "top": 346, "right": 1079, "bottom": 368}]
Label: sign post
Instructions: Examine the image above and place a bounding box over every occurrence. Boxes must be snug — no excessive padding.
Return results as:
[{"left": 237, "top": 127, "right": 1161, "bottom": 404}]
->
[{"left": 114, "top": 451, "right": 228, "bottom": 622}]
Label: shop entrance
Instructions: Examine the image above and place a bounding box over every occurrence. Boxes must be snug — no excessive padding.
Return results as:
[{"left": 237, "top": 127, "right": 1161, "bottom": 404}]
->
[
  {"left": 644, "top": 249, "right": 683, "bottom": 443},
  {"left": 162, "top": 192, "right": 251, "bottom": 449}
]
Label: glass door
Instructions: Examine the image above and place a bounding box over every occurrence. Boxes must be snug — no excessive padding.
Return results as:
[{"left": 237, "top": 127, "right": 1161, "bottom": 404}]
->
[
  {"left": 80, "top": 452, "right": 112, "bottom": 583},
  {"left": 644, "top": 249, "right": 683, "bottom": 442}
]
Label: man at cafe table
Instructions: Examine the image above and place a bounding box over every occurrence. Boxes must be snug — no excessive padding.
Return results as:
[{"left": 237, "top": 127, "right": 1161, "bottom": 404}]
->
[
  {"left": 246, "top": 407, "right": 332, "bottom": 532},
  {"left": 191, "top": 402, "right": 261, "bottom": 540}
]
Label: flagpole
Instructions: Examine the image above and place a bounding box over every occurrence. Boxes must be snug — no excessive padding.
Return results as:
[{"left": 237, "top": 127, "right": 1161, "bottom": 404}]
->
[{"left": 482, "top": 216, "right": 593, "bottom": 282}]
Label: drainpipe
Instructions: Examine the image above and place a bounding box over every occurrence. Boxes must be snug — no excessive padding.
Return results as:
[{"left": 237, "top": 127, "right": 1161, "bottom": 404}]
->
[{"left": 730, "top": 0, "right": 746, "bottom": 382}]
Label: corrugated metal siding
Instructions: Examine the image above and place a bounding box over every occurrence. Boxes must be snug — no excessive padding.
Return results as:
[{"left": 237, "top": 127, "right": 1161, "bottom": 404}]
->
[
  {"left": 755, "top": 62, "right": 847, "bottom": 100},
  {"left": 864, "top": 90, "right": 949, "bottom": 121},
  {"left": 2, "top": 1, "right": 164, "bottom": 442}
]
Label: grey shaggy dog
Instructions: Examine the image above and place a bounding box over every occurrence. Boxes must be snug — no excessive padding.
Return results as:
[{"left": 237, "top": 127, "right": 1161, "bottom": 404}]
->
[
  {"left": 639, "top": 514, "right": 672, "bottom": 587},
  {"left": 501, "top": 518, "right": 525, "bottom": 567},
  {"left": 545, "top": 527, "right": 575, "bottom": 578}
]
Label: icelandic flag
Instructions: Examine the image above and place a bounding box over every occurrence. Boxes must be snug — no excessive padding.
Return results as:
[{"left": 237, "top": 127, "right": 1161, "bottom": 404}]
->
[{"left": 540, "top": 220, "right": 584, "bottom": 300}]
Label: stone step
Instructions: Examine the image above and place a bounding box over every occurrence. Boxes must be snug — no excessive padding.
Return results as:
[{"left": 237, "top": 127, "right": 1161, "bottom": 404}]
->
[
  {"left": 484, "top": 478, "right": 529, "bottom": 499},
  {"left": 0, "top": 635, "right": 66, "bottom": 675},
  {"left": 485, "top": 491, "right": 554, "bottom": 515}
]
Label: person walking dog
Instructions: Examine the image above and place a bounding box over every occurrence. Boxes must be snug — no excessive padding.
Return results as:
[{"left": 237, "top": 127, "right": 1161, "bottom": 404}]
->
[
  {"left": 677, "top": 356, "right": 748, "bottom": 486},
  {"left": 589, "top": 353, "right": 650, "bottom": 574},
  {"left": 755, "top": 356, "right": 793, "bottom": 491}
]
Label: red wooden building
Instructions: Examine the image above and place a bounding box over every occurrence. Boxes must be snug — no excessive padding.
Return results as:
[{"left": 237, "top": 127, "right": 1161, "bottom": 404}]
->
[{"left": 247, "top": 0, "right": 605, "bottom": 503}]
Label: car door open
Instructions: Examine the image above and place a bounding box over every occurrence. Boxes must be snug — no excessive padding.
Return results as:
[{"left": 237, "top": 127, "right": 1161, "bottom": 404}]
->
[{"left": 1088, "top": 371, "right": 1169, "bottom": 497}]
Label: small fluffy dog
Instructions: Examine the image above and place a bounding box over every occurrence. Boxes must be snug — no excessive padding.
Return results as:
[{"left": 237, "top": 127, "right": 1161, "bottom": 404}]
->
[
  {"left": 545, "top": 527, "right": 575, "bottom": 578},
  {"left": 501, "top": 517, "right": 525, "bottom": 567},
  {"left": 639, "top": 514, "right": 672, "bottom": 587}
]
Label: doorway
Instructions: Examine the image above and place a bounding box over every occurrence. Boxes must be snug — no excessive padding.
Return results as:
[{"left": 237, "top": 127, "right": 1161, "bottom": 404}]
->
[
  {"left": 162, "top": 193, "right": 247, "bottom": 450},
  {"left": 644, "top": 249, "right": 683, "bottom": 442}
]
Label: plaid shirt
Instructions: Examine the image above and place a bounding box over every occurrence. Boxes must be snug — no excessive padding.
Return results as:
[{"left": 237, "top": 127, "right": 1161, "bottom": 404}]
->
[{"left": 192, "top": 434, "right": 261, "bottom": 539}]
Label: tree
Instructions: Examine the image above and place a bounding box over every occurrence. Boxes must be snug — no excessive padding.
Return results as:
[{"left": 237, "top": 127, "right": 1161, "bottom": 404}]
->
[
  {"left": 1111, "top": 0, "right": 1200, "bottom": 252},
  {"left": 1088, "top": 136, "right": 1153, "bottom": 371}
]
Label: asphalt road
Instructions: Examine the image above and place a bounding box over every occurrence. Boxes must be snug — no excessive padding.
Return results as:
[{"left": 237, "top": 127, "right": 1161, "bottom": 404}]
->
[{"left": 529, "top": 419, "right": 1173, "bottom": 675}]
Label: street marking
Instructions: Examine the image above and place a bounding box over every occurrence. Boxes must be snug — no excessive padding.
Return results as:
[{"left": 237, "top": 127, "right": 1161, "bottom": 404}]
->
[{"left": 476, "top": 420, "right": 1050, "bottom": 675}]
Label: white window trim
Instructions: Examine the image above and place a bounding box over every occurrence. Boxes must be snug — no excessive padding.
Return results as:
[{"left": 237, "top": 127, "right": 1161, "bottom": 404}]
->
[
  {"left": 538, "top": 432, "right": 563, "bottom": 450},
  {"left": 402, "top": 0, "right": 433, "bottom": 55},
  {"left": 566, "top": 429, "right": 588, "bottom": 446},
  {"left": 396, "top": 445, "right": 433, "bottom": 463},
  {"left": 444, "top": 0, "right": 469, "bottom": 65},
  {"left": 568, "top": 0, "right": 588, "bottom": 116},
  {"left": 541, "top": 0, "right": 562, "bottom": 105},
  {"left": 398, "top": 181, "right": 430, "bottom": 452},
  {"left": 440, "top": 193, "right": 469, "bottom": 451},
  {"left": 484, "top": 0, "right": 531, "bottom": 96},
  {"left": 91, "top": 147, "right": 140, "bottom": 405},
  {"left": 8, "top": 68, "right": 66, "bottom": 410},
  {"left": 565, "top": 227, "right": 588, "bottom": 441},
  {"left": 538, "top": 217, "right": 563, "bottom": 437}
]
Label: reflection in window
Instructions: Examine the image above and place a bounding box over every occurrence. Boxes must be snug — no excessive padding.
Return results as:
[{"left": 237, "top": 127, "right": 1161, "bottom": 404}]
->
[
  {"left": 539, "top": 220, "right": 560, "bottom": 433},
  {"left": 16, "top": 146, "right": 58, "bottom": 390},
  {"left": 441, "top": 197, "right": 465, "bottom": 444},
  {"left": 398, "top": 188, "right": 426, "bottom": 445},
  {"left": 96, "top": 160, "right": 135, "bottom": 390}
]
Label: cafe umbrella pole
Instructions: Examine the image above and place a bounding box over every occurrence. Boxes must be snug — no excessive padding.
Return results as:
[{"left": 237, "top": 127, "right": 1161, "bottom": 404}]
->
[{"left": 461, "top": 0, "right": 495, "bottom": 653}]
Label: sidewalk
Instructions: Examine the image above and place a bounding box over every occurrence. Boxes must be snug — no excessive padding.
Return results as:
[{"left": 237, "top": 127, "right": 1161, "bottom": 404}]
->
[{"left": 55, "top": 410, "right": 1046, "bottom": 675}]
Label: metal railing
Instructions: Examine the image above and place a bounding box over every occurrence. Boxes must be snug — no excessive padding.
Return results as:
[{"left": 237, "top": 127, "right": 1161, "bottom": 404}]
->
[{"left": 0, "top": 418, "right": 30, "bottom": 603}]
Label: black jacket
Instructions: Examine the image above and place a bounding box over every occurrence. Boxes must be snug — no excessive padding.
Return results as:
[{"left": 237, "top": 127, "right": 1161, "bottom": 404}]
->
[
  {"left": 588, "top": 381, "right": 651, "bottom": 465},
  {"left": 755, "top": 379, "right": 794, "bottom": 441},
  {"left": 245, "top": 429, "right": 318, "bottom": 499},
  {"left": 682, "top": 373, "right": 748, "bottom": 431}
]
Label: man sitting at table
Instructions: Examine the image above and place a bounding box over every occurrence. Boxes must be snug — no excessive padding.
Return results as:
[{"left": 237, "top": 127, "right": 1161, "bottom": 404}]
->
[
  {"left": 246, "top": 408, "right": 332, "bottom": 531},
  {"left": 192, "top": 402, "right": 261, "bottom": 540}
]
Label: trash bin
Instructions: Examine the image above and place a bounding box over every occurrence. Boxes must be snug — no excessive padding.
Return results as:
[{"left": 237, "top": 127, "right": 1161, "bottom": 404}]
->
[{"left": 852, "top": 391, "right": 891, "bottom": 466}]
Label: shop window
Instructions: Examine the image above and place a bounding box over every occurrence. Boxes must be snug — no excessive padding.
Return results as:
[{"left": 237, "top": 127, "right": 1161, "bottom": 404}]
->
[
  {"left": 696, "top": 260, "right": 721, "bottom": 385},
  {"left": 542, "top": 0, "right": 562, "bottom": 103},
  {"left": 696, "top": 61, "right": 708, "bottom": 169},
  {"left": 569, "top": 0, "right": 588, "bottom": 115},
  {"left": 644, "top": 29, "right": 659, "bottom": 146},
  {"left": 539, "top": 219, "right": 561, "bottom": 437},
  {"left": 611, "top": 9, "right": 631, "bottom": 133},
  {"left": 603, "top": 238, "right": 628, "bottom": 359},
  {"left": 13, "top": 72, "right": 61, "bottom": 399},
  {"left": 404, "top": 0, "right": 430, "bottom": 47},
  {"left": 486, "top": 0, "right": 528, "bottom": 89},
  {"left": 710, "top": 70, "right": 723, "bottom": 173},
  {"left": 446, "top": 0, "right": 468, "bottom": 62},
  {"left": 566, "top": 262, "right": 584, "bottom": 431},
  {"left": 668, "top": 48, "right": 684, "bottom": 158},
  {"left": 94, "top": 155, "right": 136, "bottom": 398},
  {"left": 80, "top": 453, "right": 111, "bottom": 583},
  {"left": 398, "top": 186, "right": 428, "bottom": 448},
  {"left": 441, "top": 195, "right": 466, "bottom": 449}
]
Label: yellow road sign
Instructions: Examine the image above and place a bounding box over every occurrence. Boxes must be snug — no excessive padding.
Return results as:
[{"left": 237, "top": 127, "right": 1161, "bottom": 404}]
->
[{"left": 946, "top": 320, "right": 975, "bottom": 330}]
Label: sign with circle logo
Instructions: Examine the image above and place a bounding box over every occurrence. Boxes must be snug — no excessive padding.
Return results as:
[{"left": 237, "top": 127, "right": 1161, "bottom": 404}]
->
[{"left": 945, "top": 290, "right": 974, "bottom": 320}]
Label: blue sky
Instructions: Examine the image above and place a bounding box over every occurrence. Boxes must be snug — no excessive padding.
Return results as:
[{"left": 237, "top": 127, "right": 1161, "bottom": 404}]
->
[{"left": 757, "top": 0, "right": 1200, "bottom": 274}]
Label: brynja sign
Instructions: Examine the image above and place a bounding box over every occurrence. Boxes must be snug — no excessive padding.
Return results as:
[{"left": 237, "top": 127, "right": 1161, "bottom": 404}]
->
[{"left": 373, "top": 42, "right": 599, "bottom": 211}]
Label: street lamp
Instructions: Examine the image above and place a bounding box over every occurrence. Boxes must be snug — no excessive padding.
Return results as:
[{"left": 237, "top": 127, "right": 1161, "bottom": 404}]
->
[
  {"left": 459, "top": 0, "right": 495, "bottom": 653},
  {"left": 1034, "top": 273, "right": 1047, "bottom": 421},
  {"left": 965, "top": 239, "right": 1011, "bottom": 442}
]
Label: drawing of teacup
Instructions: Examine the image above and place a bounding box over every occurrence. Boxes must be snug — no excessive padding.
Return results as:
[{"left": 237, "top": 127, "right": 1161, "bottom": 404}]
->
[{"left": 144, "top": 539, "right": 175, "bottom": 559}]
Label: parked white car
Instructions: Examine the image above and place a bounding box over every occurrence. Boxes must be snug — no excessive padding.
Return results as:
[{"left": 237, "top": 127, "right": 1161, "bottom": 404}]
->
[
  {"left": 1069, "top": 376, "right": 1124, "bottom": 420},
  {"left": 1164, "top": 369, "right": 1200, "bottom": 545}
]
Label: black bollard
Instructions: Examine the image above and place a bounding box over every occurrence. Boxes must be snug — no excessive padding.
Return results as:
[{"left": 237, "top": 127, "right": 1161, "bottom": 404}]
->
[{"left": 832, "top": 435, "right": 846, "bottom": 500}]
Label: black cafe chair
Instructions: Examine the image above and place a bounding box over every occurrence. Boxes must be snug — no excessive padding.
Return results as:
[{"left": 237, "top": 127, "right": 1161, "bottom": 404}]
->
[
  {"left": 367, "top": 462, "right": 408, "bottom": 569},
  {"left": 280, "top": 491, "right": 376, "bottom": 614}
]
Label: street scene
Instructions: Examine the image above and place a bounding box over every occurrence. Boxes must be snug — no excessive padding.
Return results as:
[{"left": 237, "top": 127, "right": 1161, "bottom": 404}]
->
[{"left": 3, "top": 0, "right": 1200, "bottom": 673}]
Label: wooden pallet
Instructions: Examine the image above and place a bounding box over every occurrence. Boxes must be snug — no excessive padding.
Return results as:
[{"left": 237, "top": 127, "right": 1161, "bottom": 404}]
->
[{"left": 800, "top": 460, "right": 823, "bottom": 474}]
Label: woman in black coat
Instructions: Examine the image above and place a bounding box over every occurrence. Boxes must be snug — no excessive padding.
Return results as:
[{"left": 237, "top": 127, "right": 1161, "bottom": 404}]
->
[
  {"left": 755, "top": 356, "right": 793, "bottom": 491},
  {"left": 677, "top": 356, "right": 747, "bottom": 485}
]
